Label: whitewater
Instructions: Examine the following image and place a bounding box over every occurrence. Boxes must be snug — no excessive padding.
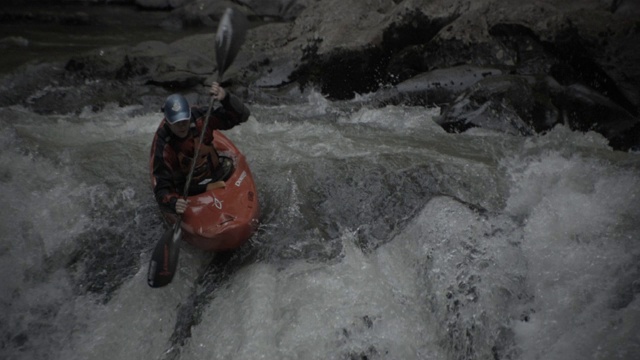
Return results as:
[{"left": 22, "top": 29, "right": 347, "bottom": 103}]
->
[{"left": 1, "top": 89, "right": 638, "bottom": 360}]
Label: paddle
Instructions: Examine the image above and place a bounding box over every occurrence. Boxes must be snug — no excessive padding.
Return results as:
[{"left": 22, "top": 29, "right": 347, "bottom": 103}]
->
[{"left": 147, "top": 7, "right": 248, "bottom": 288}]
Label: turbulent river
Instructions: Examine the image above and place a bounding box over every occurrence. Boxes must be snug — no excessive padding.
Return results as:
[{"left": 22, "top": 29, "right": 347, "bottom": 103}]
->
[
  {"left": 2, "top": 92, "right": 639, "bottom": 360},
  {"left": 1, "top": 6, "right": 640, "bottom": 359}
]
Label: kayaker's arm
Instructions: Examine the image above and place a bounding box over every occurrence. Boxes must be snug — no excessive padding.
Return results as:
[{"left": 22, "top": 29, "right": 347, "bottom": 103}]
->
[
  {"left": 153, "top": 175, "right": 180, "bottom": 214},
  {"left": 191, "top": 93, "right": 249, "bottom": 132},
  {"left": 207, "top": 92, "right": 250, "bottom": 130},
  {"left": 150, "top": 132, "right": 182, "bottom": 214},
  {"left": 222, "top": 92, "right": 250, "bottom": 123},
  {"left": 152, "top": 166, "right": 180, "bottom": 214}
]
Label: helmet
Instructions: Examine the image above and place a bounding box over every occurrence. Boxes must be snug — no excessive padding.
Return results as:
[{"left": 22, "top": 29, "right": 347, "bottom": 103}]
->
[{"left": 163, "top": 94, "right": 191, "bottom": 124}]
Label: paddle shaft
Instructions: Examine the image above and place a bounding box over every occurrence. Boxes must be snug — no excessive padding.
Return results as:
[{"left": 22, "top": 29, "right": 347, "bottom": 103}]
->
[
  {"left": 181, "top": 6, "right": 244, "bottom": 201},
  {"left": 181, "top": 97, "right": 216, "bottom": 194}
]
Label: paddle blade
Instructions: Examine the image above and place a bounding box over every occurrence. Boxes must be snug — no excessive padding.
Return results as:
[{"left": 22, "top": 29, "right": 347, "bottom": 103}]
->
[
  {"left": 147, "top": 223, "right": 182, "bottom": 288},
  {"left": 215, "top": 7, "right": 248, "bottom": 80}
]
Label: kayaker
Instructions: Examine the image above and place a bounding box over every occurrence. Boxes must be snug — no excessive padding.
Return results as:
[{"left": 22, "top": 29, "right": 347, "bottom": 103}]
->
[{"left": 150, "top": 82, "right": 250, "bottom": 217}]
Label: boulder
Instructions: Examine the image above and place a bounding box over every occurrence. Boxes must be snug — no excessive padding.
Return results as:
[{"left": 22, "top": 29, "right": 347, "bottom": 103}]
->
[
  {"left": 437, "top": 74, "right": 640, "bottom": 150},
  {"left": 240, "top": 0, "right": 638, "bottom": 113},
  {"left": 554, "top": 84, "right": 640, "bottom": 151},
  {"left": 394, "top": 66, "right": 503, "bottom": 106},
  {"left": 436, "top": 75, "right": 559, "bottom": 136}
]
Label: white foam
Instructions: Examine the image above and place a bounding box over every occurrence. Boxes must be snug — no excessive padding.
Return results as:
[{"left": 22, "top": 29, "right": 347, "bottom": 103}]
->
[
  {"left": 504, "top": 147, "right": 640, "bottom": 359},
  {"left": 183, "top": 233, "right": 439, "bottom": 360}
]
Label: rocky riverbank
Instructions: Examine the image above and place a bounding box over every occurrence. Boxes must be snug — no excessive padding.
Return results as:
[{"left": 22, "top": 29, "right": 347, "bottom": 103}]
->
[{"left": 2, "top": 0, "right": 639, "bottom": 150}]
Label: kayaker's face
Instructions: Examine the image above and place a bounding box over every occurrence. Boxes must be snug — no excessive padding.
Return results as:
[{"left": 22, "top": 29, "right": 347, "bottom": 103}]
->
[{"left": 168, "top": 120, "right": 190, "bottom": 138}]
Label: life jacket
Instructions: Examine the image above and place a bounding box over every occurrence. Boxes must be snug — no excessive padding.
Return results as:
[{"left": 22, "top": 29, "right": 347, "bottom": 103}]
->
[{"left": 166, "top": 121, "right": 221, "bottom": 185}]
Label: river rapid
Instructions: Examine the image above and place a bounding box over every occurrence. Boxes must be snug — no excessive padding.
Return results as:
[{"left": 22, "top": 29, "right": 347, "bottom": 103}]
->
[
  {"left": 1, "top": 6, "right": 640, "bottom": 360},
  {"left": 2, "top": 92, "right": 639, "bottom": 360}
]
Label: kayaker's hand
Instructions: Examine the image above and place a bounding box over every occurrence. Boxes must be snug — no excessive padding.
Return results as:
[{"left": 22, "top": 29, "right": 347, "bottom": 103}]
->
[
  {"left": 175, "top": 198, "right": 188, "bottom": 214},
  {"left": 206, "top": 181, "right": 226, "bottom": 191},
  {"left": 210, "top": 82, "right": 226, "bottom": 101}
]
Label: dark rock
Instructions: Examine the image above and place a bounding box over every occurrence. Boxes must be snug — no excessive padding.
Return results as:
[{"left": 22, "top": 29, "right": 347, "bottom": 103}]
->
[
  {"left": 438, "top": 74, "right": 640, "bottom": 151},
  {"left": 612, "top": 0, "right": 640, "bottom": 16},
  {"left": 286, "top": 9, "right": 454, "bottom": 100},
  {"left": 115, "top": 56, "right": 150, "bottom": 80},
  {"left": 252, "top": 57, "right": 295, "bottom": 88},
  {"left": 544, "top": 26, "right": 638, "bottom": 115},
  {"left": 423, "top": 36, "right": 516, "bottom": 71},
  {"left": 156, "top": 0, "right": 310, "bottom": 29},
  {"left": 553, "top": 84, "right": 640, "bottom": 151},
  {"left": 394, "top": 66, "right": 503, "bottom": 106},
  {"left": 146, "top": 73, "right": 204, "bottom": 91},
  {"left": 489, "top": 23, "right": 558, "bottom": 75},
  {"left": 135, "top": 0, "right": 173, "bottom": 10},
  {"left": 237, "top": 0, "right": 309, "bottom": 21},
  {"left": 291, "top": 45, "right": 389, "bottom": 100},
  {"left": 158, "top": 1, "right": 236, "bottom": 29},
  {"left": 0, "top": 9, "right": 92, "bottom": 26},
  {"left": 437, "top": 75, "right": 555, "bottom": 136}
]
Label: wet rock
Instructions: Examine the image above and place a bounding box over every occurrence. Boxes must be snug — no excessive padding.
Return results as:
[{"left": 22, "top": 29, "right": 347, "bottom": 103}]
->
[
  {"left": 280, "top": 9, "right": 455, "bottom": 100},
  {"left": 437, "top": 75, "right": 556, "bottom": 136},
  {"left": 554, "top": 84, "right": 640, "bottom": 151},
  {"left": 0, "top": 30, "right": 223, "bottom": 113},
  {"left": 395, "top": 66, "right": 503, "bottom": 106},
  {"left": 2, "top": 0, "right": 639, "bottom": 151},
  {"left": 488, "top": 23, "right": 558, "bottom": 75},
  {"left": 438, "top": 74, "right": 640, "bottom": 151},
  {"left": 544, "top": 26, "right": 638, "bottom": 116},
  {"left": 238, "top": 0, "right": 639, "bottom": 113}
]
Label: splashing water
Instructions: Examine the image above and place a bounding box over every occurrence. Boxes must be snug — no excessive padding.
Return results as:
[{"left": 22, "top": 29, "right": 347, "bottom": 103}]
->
[{"left": 1, "top": 93, "right": 639, "bottom": 360}]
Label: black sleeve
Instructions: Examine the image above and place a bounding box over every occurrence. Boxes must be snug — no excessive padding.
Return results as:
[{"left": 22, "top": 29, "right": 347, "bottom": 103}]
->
[
  {"left": 150, "top": 134, "right": 181, "bottom": 213},
  {"left": 207, "top": 93, "right": 251, "bottom": 130}
]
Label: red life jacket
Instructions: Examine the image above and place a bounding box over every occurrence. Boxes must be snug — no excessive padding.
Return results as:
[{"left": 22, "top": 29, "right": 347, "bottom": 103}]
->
[{"left": 169, "top": 119, "right": 221, "bottom": 185}]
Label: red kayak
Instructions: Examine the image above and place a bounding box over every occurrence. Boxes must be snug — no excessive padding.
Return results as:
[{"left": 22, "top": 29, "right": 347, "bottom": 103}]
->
[{"left": 162, "top": 130, "right": 260, "bottom": 251}]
